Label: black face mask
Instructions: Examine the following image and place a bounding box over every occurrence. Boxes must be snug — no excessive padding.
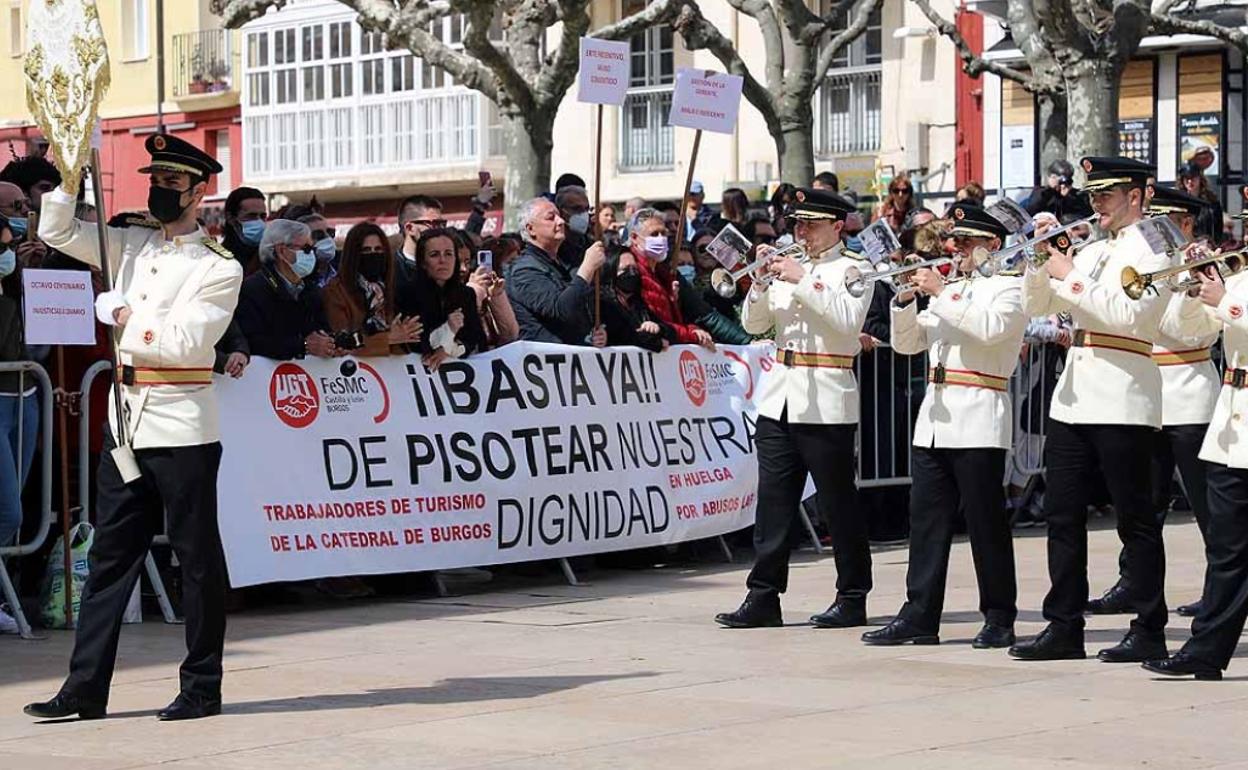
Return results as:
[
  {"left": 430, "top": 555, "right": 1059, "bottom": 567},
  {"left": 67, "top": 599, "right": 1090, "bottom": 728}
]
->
[
  {"left": 615, "top": 266, "right": 641, "bottom": 295},
  {"left": 359, "top": 254, "right": 387, "bottom": 282},
  {"left": 148, "top": 185, "right": 191, "bottom": 224}
]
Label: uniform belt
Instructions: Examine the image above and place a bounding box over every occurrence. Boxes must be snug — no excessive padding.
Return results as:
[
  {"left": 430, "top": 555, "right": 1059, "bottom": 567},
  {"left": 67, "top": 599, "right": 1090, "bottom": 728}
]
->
[
  {"left": 1223, "top": 369, "right": 1248, "bottom": 389},
  {"left": 1071, "top": 329, "right": 1152, "bottom": 357},
  {"left": 778, "top": 350, "right": 853, "bottom": 369},
  {"left": 927, "top": 365, "right": 1008, "bottom": 392},
  {"left": 118, "top": 366, "right": 214, "bottom": 387},
  {"left": 1153, "top": 347, "right": 1212, "bottom": 366}
]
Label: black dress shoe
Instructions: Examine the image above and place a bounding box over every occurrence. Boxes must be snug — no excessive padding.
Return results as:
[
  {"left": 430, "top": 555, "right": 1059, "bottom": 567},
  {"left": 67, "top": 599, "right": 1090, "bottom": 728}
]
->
[
  {"left": 1086, "top": 583, "right": 1132, "bottom": 615},
  {"left": 1176, "top": 600, "right": 1204, "bottom": 618},
  {"left": 1098, "top": 630, "right": 1168, "bottom": 663},
  {"left": 972, "top": 623, "right": 1016, "bottom": 649},
  {"left": 23, "top": 692, "right": 107, "bottom": 720},
  {"left": 861, "top": 618, "right": 938, "bottom": 646},
  {"left": 1008, "top": 625, "right": 1086, "bottom": 661},
  {"left": 810, "top": 601, "right": 867, "bottom": 629},
  {"left": 714, "top": 595, "right": 782, "bottom": 628},
  {"left": 1142, "top": 651, "right": 1223, "bottom": 681},
  {"left": 157, "top": 692, "right": 222, "bottom": 722}
]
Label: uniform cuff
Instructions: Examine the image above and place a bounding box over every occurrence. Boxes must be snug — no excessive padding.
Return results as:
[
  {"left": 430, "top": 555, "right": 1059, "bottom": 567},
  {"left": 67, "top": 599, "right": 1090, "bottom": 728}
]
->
[
  {"left": 95, "top": 290, "right": 128, "bottom": 326},
  {"left": 1216, "top": 292, "right": 1247, "bottom": 325}
]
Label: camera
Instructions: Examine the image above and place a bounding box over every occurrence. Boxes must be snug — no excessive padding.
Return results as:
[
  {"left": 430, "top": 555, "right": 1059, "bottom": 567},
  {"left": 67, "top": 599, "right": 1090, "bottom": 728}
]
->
[
  {"left": 333, "top": 330, "right": 364, "bottom": 351},
  {"left": 363, "top": 317, "right": 387, "bottom": 336}
]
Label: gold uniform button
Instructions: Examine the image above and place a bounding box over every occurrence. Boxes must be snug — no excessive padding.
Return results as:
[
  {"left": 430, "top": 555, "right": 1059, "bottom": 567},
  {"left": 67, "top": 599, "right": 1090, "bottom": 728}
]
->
[{"left": 140, "top": 293, "right": 147, "bottom": 301}]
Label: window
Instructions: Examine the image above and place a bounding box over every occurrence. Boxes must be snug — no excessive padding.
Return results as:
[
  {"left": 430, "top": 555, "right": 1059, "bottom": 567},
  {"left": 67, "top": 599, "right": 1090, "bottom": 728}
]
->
[
  {"left": 362, "top": 59, "right": 385, "bottom": 95},
  {"left": 122, "top": 0, "right": 149, "bottom": 61},
  {"left": 422, "top": 59, "right": 444, "bottom": 90},
  {"left": 392, "top": 55, "right": 415, "bottom": 92},
  {"left": 275, "top": 69, "right": 297, "bottom": 104},
  {"left": 814, "top": 0, "right": 882, "bottom": 157},
  {"left": 214, "top": 131, "right": 232, "bottom": 193},
  {"left": 303, "top": 66, "right": 324, "bottom": 101},
  {"left": 330, "top": 62, "right": 353, "bottom": 98},
  {"left": 9, "top": 3, "right": 21, "bottom": 58},
  {"left": 620, "top": 0, "right": 674, "bottom": 171},
  {"left": 274, "top": 29, "right": 296, "bottom": 65},
  {"left": 248, "top": 72, "right": 271, "bottom": 106},
  {"left": 302, "top": 25, "right": 323, "bottom": 62},
  {"left": 247, "top": 32, "right": 269, "bottom": 68},
  {"left": 329, "top": 21, "right": 352, "bottom": 58},
  {"left": 361, "top": 31, "right": 384, "bottom": 55}
]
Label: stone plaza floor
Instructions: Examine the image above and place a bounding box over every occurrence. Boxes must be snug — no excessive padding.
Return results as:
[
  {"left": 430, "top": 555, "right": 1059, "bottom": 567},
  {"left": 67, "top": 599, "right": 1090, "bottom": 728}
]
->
[{"left": 1, "top": 515, "right": 1246, "bottom": 769}]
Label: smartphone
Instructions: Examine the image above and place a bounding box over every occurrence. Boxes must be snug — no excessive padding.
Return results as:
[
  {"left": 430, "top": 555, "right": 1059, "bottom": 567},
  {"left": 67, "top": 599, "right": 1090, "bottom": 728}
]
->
[
  {"left": 27, "top": 211, "right": 38, "bottom": 242},
  {"left": 478, "top": 170, "right": 492, "bottom": 188},
  {"left": 477, "top": 250, "right": 493, "bottom": 272}
]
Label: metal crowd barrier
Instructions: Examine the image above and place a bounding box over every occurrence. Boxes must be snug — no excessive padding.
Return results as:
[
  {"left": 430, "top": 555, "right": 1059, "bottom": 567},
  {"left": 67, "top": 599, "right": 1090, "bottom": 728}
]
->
[
  {"left": 79, "top": 361, "right": 179, "bottom": 624},
  {"left": 0, "top": 361, "right": 55, "bottom": 639}
]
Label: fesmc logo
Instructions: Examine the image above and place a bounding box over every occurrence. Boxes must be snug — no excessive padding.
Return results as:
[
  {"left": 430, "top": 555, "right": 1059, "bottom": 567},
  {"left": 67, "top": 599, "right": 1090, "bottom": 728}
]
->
[
  {"left": 270, "top": 360, "right": 390, "bottom": 429},
  {"left": 678, "top": 349, "right": 755, "bottom": 407}
]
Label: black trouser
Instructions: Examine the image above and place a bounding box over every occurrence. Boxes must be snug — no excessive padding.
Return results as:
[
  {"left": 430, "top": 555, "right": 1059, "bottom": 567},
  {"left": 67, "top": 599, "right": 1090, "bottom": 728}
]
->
[
  {"left": 62, "top": 435, "right": 226, "bottom": 704},
  {"left": 1182, "top": 464, "right": 1248, "bottom": 669},
  {"left": 1042, "top": 419, "right": 1167, "bottom": 636},
  {"left": 746, "top": 413, "right": 869, "bottom": 603},
  {"left": 898, "top": 446, "right": 1016, "bottom": 632},
  {"left": 1116, "top": 424, "right": 1211, "bottom": 585}
]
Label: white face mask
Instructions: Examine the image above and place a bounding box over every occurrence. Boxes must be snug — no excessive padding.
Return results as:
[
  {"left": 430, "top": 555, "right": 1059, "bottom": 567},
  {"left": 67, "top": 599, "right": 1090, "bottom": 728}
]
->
[{"left": 0, "top": 247, "right": 13, "bottom": 278}]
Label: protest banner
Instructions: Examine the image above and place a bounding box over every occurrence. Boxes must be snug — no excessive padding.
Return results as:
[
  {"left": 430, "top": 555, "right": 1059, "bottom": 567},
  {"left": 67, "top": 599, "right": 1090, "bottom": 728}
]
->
[
  {"left": 21, "top": 269, "right": 95, "bottom": 345},
  {"left": 215, "top": 343, "right": 772, "bottom": 587}
]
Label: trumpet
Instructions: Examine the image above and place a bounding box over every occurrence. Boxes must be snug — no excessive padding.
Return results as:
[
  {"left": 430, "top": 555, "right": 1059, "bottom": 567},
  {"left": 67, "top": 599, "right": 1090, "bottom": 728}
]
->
[
  {"left": 974, "top": 215, "right": 1099, "bottom": 272},
  {"left": 1121, "top": 248, "right": 1247, "bottom": 300},
  {"left": 710, "top": 242, "right": 807, "bottom": 298},
  {"left": 845, "top": 255, "right": 954, "bottom": 298}
]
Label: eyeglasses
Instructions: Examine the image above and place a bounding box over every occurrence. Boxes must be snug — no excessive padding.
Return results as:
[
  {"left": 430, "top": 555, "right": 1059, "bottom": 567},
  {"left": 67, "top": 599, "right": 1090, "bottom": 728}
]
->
[
  {"left": 892, "top": 188, "right": 913, "bottom": 195},
  {"left": 412, "top": 219, "right": 447, "bottom": 229},
  {"left": 311, "top": 227, "right": 336, "bottom": 240}
]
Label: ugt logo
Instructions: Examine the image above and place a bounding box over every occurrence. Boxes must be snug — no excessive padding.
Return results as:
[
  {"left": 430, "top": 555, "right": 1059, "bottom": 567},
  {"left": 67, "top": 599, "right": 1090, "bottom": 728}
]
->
[
  {"left": 679, "top": 350, "right": 707, "bottom": 407},
  {"left": 270, "top": 363, "right": 320, "bottom": 429}
]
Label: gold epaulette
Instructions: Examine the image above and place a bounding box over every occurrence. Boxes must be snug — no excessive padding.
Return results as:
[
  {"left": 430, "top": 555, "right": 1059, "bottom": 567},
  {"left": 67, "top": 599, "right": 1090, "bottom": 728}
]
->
[
  {"left": 111, "top": 213, "right": 161, "bottom": 229},
  {"left": 843, "top": 251, "right": 871, "bottom": 262},
  {"left": 202, "top": 238, "right": 235, "bottom": 259}
]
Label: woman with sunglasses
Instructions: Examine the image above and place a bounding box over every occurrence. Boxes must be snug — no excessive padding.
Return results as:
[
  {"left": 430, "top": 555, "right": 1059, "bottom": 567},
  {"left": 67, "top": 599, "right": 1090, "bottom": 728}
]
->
[
  {"left": 878, "top": 174, "right": 916, "bottom": 233},
  {"left": 324, "top": 222, "right": 422, "bottom": 356}
]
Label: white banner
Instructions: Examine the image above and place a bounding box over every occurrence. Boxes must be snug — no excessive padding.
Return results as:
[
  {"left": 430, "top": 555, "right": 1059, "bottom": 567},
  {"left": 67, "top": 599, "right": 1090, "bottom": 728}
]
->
[
  {"left": 669, "top": 68, "right": 745, "bottom": 134},
  {"left": 577, "top": 38, "right": 630, "bottom": 105},
  {"left": 22, "top": 269, "right": 95, "bottom": 345},
  {"left": 216, "top": 343, "right": 772, "bottom": 587}
]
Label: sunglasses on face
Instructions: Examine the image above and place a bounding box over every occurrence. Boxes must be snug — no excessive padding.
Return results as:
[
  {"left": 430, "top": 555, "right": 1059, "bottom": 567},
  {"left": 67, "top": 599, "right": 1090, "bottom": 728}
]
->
[
  {"left": 311, "top": 227, "right": 336, "bottom": 240},
  {"left": 412, "top": 219, "right": 447, "bottom": 229},
  {"left": 892, "top": 188, "right": 913, "bottom": 195}
]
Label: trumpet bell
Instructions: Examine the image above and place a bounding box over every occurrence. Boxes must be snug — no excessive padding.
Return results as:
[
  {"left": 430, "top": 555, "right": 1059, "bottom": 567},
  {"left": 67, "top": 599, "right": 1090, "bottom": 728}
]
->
[
  {"left": 1120, "top": 265, "right": 1148, "bottom": 300},
  {"left": 710, "top": 267, "right": 738, "bottom": 298}
]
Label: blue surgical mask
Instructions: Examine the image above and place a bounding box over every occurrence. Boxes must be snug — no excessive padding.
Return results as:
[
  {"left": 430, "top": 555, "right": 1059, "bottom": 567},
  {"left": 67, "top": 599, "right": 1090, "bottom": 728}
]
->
[
  {"left": 676, "top": 264, "right": 697, "bottom": 282},
  {"left": 241, "top": 219, "right": 266, "bottom": 246},
  {"left": 314, "top": 237, "right": 336, "bottom": 262},
  {"left": 0, "top": 247, "right": 14, "bottom": 278},
  {"left": 7, "top": 217, "right": 27, "bottom": 239},
  {"left": 643, "top": 235, "right": 669, "bottom": 261},
  {"left": 568, "top": 211, "right": 591, "bottom": 235},
  {"left": 292, "top": 247, "right": 316, "bottom": 278}
]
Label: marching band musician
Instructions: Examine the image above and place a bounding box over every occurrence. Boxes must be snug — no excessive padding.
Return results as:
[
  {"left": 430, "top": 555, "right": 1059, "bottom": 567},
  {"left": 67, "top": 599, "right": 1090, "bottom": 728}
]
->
[
  {"left": 24, "top": 135, "right": 242, "bottom": 721},
  {"left": 714, "top": 189, "right": 876, "bottom": 630},
  {"left": 1009, "top": 156, "right": 1172, "bottom": 664},
  {"left": 861, "top": 202, "right": 1025, "bottom": 649},
  {"left": 1088, "top": 184, "right": 1219, "bottom": 619},
  {"left": 1144, "top": 244, "right": 1248, "bottom": 680}
]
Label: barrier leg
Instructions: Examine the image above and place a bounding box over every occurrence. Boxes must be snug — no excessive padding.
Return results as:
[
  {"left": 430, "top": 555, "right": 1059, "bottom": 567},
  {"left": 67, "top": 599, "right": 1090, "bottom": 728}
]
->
[
  {"left": 144, "top": 552, "right": 180, "bottom": 624},
  {"left": 0, "top": 556, "right": 37, "bottom": 639},
  {"left": 799, "top": 500, "right": 825, "bottom": 554},
  {"left": 716, "top": 535, "right": 734, "bottom": 563},
  {"left": 558, "top": 558, "right": 581, "bottom": 586}
]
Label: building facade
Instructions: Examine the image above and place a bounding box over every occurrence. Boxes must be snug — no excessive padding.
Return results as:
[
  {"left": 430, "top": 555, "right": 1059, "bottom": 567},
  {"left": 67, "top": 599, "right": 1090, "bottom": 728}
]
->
[{"left": 0, "top": 1, "right": 241, "bottom": 223}]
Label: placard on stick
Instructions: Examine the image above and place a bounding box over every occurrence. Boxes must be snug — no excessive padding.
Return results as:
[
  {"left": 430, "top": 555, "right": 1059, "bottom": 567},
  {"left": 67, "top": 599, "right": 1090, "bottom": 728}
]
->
[
  {"left": 577, "top": 38, "right": 630, "bottom": 106},
  {"left": 669, "top": 69, "right": 744, "bottom": 135},
  {"left": 22, "top": 269, "right": 96, "bottom": 345}
]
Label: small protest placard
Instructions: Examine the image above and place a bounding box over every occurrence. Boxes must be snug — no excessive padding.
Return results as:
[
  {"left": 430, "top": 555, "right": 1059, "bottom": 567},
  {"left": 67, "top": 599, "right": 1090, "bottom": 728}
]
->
[
  {"left": 22, "top": 269, "right": 95, "bottom": 345},
  {"left": 705, "top": 224, "right": 752, "bottom": 269},
  {"left": 669, "top": 69, "right": 745, "bottom": 134},
  {"left": 1136, "top": 216, "right": 1188, "bottom": 257},
  {"left": 986, "top": 198, "right": 1033, "bottom": 236},
  {"left": 577, "top": 38, "right": 630, "bottom": 106},
  {"left": 859, "top": 219, "right": 901, "bottom": 265}
]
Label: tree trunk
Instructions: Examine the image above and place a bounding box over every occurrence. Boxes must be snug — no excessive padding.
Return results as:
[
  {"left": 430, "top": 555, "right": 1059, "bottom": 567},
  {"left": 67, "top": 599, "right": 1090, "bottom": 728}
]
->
[
  {"left": 1065, "top": 60, "right": 1121, "bottom": 166},
  {"left": 1037, "top": 91, "right": 1068, "bottom": 175},
  {"left": 777, "top": 120, "right": 815, "bottom": 187},
  {"left": 502, "top": 115, "right": 552, "bottom": 229}
]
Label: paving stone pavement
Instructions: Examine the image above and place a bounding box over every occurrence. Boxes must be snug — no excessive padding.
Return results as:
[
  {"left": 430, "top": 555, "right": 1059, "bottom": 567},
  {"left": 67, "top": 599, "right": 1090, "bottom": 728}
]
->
[{"left": 2, "top": 516, "right": 1246, "bottom": 769}]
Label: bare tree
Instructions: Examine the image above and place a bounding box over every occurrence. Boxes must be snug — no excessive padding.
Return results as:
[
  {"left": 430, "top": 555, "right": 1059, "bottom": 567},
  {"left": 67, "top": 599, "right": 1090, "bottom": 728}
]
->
[
  {"left": 671, "top": 0, "right": 883, "bottom": 186},
  {"left": 913, "top": 0, "right": 1248, "bottom": 171},
  {"left": 213, "top": 0, "right": 683, "bottom": 223}
]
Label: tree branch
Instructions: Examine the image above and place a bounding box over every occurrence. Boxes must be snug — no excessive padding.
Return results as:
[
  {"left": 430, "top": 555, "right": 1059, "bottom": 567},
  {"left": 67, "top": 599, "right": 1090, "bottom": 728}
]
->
[
  {"left": 1149, "top": 11, "right": 1248, "bottom": 54},
  {"left": 211, "top": 0, "right": 287, "bottom": 27},
  {"left": 671, "top": 3, "right": 781, "bottom": 138},
  {"left": 813, "top": 0, "right": 883, "bottom": 85},
  {"left": 724, "top": 0, "right": 786, "bottom": 96},
  {"left": 454, "top": 0, "right": 532, "bottom": 110},
  {"left": 911, "top": 0, "right": 1051, "bottom": 93}
]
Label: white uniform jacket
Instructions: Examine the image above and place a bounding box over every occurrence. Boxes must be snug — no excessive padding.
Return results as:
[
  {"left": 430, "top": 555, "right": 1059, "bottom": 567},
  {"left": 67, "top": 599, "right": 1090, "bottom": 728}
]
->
[
  {"left": 1021, "top": 224, "right": 1169, "bottom": 428},
  {"left": 1154, "top": 292, "right": 1220, "bottom": 426},
  {"left": 891, "top": 274, "right": 1026, "bottom": 449},
  {"left": 742, "top": 243, "right": 874, "bottom": 425},
  {"left": 1200, "top": 271, "right": 1248, "bottom": 469},
  {"left": 39, "top": 187, "right": 243, "bottom": 449}
]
